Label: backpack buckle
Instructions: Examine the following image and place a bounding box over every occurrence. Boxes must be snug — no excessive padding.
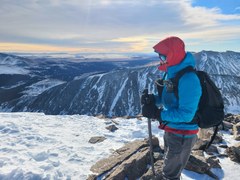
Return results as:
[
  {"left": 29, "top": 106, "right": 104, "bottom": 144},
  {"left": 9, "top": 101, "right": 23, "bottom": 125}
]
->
[{"left": 164, "top": 80, "right": 174, "bottom": 93}]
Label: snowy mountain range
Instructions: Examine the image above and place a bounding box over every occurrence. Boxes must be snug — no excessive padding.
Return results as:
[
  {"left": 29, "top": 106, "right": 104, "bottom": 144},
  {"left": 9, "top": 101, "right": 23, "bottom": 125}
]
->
[{"left": 0, "top": 51, "right": 240, "bottom": 116}]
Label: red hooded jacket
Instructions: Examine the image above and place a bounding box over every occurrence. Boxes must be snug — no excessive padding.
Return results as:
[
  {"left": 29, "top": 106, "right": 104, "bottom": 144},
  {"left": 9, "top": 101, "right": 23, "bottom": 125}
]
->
[{"left": 153, "top": 36, "right": 186, "bottom": 71}]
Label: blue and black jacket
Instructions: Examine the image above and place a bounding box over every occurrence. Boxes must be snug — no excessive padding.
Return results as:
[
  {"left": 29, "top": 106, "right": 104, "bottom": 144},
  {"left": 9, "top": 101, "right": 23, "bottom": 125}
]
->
[{"left": 155, "top": 52, "right": 202, "bottom": 135}]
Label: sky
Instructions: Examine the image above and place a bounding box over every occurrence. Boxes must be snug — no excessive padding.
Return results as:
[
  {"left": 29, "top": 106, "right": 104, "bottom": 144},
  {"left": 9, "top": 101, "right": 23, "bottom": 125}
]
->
[{"left": 0, "top": 0, "right": 239, "bottom": 53}]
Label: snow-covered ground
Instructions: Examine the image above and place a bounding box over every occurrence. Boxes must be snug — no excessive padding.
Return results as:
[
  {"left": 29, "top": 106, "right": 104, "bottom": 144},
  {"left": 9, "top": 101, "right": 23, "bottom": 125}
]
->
[{"left": 0, "top": 112, "right": 239, "bottom": 180}]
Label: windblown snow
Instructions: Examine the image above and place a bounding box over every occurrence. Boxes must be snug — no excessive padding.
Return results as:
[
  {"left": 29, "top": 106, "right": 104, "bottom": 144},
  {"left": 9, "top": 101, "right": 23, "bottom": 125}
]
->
[{"left": 0, "top": 112, "right": 240, "bottom": 180}]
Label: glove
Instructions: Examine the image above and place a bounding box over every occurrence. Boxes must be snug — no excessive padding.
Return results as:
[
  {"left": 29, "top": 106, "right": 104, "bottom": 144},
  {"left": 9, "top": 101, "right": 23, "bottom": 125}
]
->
[
  {"left": 141, "top": 93, "right": 154, "bottom": 106},
  {"left": 142, "top": 103, "right": 162, "bottom": 121},
  {"left": 141, "top": 89, "right": 162, "bottom": 121},
  {"left": 141, "top": 89, "right": 156, "bottom": 105}
]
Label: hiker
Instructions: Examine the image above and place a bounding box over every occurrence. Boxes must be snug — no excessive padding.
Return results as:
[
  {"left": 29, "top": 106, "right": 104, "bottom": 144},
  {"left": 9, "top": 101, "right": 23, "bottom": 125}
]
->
[{"left": 141, "top": 36, "right": 202, "bottom": 180}]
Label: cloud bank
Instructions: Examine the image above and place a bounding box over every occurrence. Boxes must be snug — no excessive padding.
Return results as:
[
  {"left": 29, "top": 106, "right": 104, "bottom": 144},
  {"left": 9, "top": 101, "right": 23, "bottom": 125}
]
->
[{"left": 0, "top": 0, "right": 239, "bottom": 52}]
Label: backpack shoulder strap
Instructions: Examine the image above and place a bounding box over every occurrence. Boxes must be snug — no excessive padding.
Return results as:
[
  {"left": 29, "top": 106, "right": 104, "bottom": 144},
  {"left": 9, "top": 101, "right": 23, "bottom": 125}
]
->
[
  {"left": 205, "top": 125, "right": 219, "bottom": 150},
  {"left": 172, "top": 66, "right": 196, "bottom": 99},
  {"left": 162, "top": 72, "right": 167, "bottom": 80}
]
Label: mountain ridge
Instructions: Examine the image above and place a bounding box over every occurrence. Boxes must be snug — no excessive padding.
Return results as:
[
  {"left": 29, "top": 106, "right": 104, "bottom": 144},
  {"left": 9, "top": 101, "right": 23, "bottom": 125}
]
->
[{"left": 0, "top": 51, "right": 240, "bottom": 116}]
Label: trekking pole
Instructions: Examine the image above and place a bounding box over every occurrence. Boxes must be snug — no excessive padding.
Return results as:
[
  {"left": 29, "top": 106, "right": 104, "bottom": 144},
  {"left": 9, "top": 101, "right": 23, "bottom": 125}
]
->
[
  {"left": 142, "top": 89, "right": 156, "bottom": 176},
  {"left": 148, "top": 117, "right": 156, "bottom": 176}
]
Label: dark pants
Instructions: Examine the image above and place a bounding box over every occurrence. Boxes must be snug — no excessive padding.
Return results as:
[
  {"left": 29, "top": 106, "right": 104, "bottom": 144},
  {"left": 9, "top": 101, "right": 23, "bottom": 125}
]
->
[{"left": 163, "top": 132, "right": 197, "bottom": 180}]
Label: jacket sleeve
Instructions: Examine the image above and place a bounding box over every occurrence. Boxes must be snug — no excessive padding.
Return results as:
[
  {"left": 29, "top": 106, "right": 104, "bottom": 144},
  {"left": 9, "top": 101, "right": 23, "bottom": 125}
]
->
[{"left": 161, "top": 72, "right": 202, "bottom": 123}]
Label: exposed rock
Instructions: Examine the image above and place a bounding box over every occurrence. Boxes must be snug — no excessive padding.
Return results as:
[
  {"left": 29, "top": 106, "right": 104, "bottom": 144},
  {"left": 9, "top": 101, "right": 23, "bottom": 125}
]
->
[
  {"left": 197, "top": 128, "right": 214, "bottom": 139},
  {"left": 89, "top": 136, "right": 106, "bottom": 144},
  {"left": 88, "top": 114, "right": 240, "bottom": 180},
  {"left": 235, "top": 115, "right": 240, "bottom": 123},
  {"left": 185, "top": 155, "right": 219, "bottom": 179},
  {"left": 193, "top": 139, "right": 209, "bottom": 150},
  {"left": 140, "top": 160, "right": 164, "bottom": 180},
  {"left": 207, "top": 156, "right": 221, "bottom": 169},
  {"left": 193, "top": 139, "right": 219, "bottom": 155},
  {"left": 225, "top": 144, "right": 240, "bottom": 163},
  {"left": 87, "top": 174, "right": 97, "bottom": 180},
  {"left": 213, "top": 134, "right": 223, "bottom": 144},
  {"left": 105, "top": 125, "right": 118, "bottom": 132},
  {"left": 224, "top": 114, "right": 240, "bottom": 124},
  {"left": 219, "top": 144, "right": 228, "bottom": 148},
  {"left": 222, "top": 120, "right": 233, "bottom": 130},
  {"left": 88, "top": 135, "right": 223, "bottom": 179},
  {"left": 136, "top": 114, "right": 144, "bottom": 121},
  {"left": 197, "top": 128, "right": 223, "bottom": 144},
  {"left": 205, "top": 145, "right": 219, "bottom": 155},
  {"left": 233, "top": 123, "right": 240, "bottom": 140},
  {"left": 123, "top": 115, "right": 136, "bottom": 119},
  {"left": 185, "top": 155, "right": 208, "bottom": 173},
  {"left": 90, "top": 137, "right": 159, "bottom": 176},
  {"left": 110, "top": 119, "right": 119, "bottom": 125},
  {"left": 96, "top": 114, "right": 106, "bottom": 119},
  {"left": 153, "top": 151, "right": 164, "bottom": 161},
  {"left": 191, "top": 150, "right": 204, "bottom": 157},
  {"left": 105, "top": 147, "right": 150, "bottom": 180}
]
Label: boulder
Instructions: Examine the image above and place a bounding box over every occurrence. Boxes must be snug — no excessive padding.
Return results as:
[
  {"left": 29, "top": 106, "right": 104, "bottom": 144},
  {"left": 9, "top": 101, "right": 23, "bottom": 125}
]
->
[
  {"left": 105, "top": 147, "right": 150, "bottom": 179},
  {"left": 105, "top": 125, "right": 118, "bottom": 132},
  {"left": 185, "top": 155, "right": 219, "bottom": 179},
  {"left": 193, "top": 139, "right": 219, "bottom": 154},
  {"left": 89, "top": 136, "right": 106, "bottom": 144},
  {"left": 225, "top": 144, "right": 240, "bottom": 163},
  {"left": 233, "top": 123, "right": 240, "bottom": 140},
  {"left": 205, "top": 145, "right": 219, "bottom": 155},
  {"left": 206, "top": 156, "right": 221, "bottom": 169},
  {"left": 222, "top": 121, "right": 233, "bottom": 131},
  {"left": 197, "top": 128, "right": 214, "bottom": 139},
  {"left": 197, "top": 128, "right": 223, "bottom": 144},
  {"left": 192, "top": 150, "right": 204, "bottom": 157}
]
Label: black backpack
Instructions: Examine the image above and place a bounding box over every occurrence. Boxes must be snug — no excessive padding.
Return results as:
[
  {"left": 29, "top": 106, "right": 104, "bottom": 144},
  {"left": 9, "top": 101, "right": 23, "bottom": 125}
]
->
[{"left": 156, "top": 66, "right": 225, "bottom": 149}]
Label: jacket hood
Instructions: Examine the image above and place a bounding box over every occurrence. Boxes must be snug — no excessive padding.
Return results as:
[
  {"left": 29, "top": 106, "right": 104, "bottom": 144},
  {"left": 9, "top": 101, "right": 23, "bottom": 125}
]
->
[
  {"left": 153, "top": 36, "right": 186, "bottom": 71},
  {"left": 167, "top": 52, "right": 196, "bottom": 79}
]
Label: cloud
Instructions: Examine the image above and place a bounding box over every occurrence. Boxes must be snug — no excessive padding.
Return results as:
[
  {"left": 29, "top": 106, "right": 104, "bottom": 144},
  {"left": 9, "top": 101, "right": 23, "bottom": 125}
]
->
[{"left": 0, "top": 0, "right": 239, "bottom": 52}]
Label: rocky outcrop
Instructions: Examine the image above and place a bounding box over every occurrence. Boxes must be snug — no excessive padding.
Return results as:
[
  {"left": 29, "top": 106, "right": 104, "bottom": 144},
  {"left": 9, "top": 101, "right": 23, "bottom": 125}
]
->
[
  {"left": 89, "top": 137, "right": 160, "bottom": 179},
  {"left": 185, "top": 153, "right": 219, "bottom": 179},
  {"left": 88, "top": 136, "right": 221, "bottom": 180},
  {"left": 88, "top": 114, "right": 240, "bottom": 179},
  {"left": 225, "top": 143, "right": 240, "bottom": 163}
]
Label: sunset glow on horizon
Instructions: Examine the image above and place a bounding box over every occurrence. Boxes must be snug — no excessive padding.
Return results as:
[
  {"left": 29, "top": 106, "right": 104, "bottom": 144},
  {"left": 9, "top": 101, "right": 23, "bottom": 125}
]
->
[{"left": 0, "top": 0, "right": 239, "bottom": 53}]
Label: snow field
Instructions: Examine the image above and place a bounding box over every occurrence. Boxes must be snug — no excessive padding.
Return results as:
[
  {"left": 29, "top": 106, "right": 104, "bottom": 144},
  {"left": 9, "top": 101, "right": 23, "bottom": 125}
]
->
[
  {"left": 0, "top": 113, "right": 160, "bottom": 179},
  {"left": 0, "top": 112, "right": 240, "bottom": 180}
]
